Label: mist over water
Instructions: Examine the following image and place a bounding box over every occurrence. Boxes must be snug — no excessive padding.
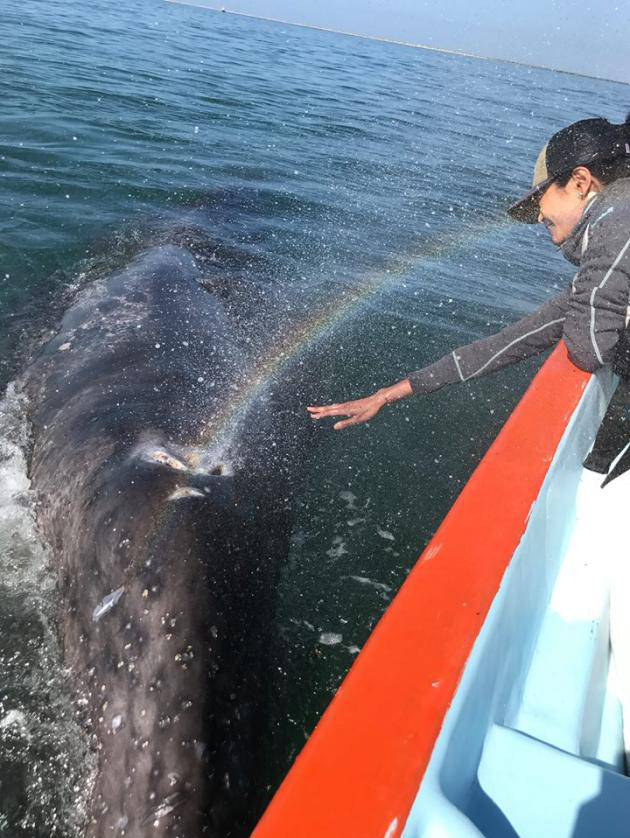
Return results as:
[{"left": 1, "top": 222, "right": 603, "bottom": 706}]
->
[{"left": 1, "top": 0, "right": 628, "bottom": 831}]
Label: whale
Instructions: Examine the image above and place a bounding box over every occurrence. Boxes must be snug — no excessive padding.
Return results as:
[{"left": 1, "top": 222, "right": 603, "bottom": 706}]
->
[{"left": 20, "top": 238, "right": 324, "bottom": 837}]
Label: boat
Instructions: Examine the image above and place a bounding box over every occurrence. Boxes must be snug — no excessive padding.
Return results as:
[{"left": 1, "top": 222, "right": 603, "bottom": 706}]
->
[{"left": 251, "top": 344, "right": 630, "bottom": 838}]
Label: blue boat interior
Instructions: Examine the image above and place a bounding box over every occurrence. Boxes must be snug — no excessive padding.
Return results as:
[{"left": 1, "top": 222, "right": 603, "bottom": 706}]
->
[{"left": 402, "top": 369, "right": 630, "bottom": 838}]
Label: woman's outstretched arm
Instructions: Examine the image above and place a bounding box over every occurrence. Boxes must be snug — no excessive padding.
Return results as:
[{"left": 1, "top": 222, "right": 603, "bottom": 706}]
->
[{"left": 308, "top": 289, "right": 571, "bottom": 429}]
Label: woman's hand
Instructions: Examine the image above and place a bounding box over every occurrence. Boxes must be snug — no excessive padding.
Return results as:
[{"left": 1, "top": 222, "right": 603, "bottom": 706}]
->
[
  {"left": 307, "top": 392, "right": 387, "bottom": 430},
  {"left": 307, "top": 379, "right": 413, "bottom": 430}
]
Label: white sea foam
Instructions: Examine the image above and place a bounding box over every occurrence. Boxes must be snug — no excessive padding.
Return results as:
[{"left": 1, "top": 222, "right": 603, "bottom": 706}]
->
[
  {"left": 326, "top": 535, "right": 348, "bottom": 559},
  {"left": 0, "top": 384, "right": 52, "bottom": 591},
  {"left": 318, "top": 632, "right": 343, "bottom": 646},
  {"left": 339, "top": 490, "right": 358, "bottom": 509},
  {"left": 346, "top": 575, "right": 392, "bottom": 593},
  {"left": 0, "top": 709, "right": 28, "bottom": 731}
]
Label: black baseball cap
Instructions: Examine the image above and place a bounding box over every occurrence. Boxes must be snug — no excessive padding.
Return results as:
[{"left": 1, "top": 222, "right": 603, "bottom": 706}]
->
[{"left": 508, "top": 117, "right": 630, "bottom": 223}]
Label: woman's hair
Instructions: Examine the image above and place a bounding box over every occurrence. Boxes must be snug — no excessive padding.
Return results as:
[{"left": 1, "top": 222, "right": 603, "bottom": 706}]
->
[{"left": 556, "top": 112, "right": 630, "bottom": 186}]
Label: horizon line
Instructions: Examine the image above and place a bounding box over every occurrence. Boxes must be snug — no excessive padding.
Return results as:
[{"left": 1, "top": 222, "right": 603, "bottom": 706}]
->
[{"left": 164, "top": 0, "right": 627, "bottom": 87}]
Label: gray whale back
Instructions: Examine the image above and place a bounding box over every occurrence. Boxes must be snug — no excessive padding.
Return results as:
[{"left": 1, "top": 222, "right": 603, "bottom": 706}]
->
[{"left": 22, "top": 243, "right": 319, "bottom": 837}]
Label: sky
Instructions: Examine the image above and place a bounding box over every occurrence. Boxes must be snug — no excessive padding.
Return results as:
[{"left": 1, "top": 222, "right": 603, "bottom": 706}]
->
[{"left": 186, "top": 0, "right": 630, "bottom": 83}]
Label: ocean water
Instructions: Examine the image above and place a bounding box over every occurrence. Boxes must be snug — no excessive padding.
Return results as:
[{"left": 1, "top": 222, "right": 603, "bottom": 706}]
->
[{"left": 1, "top": 0, "right": 628, "bottom": 832}]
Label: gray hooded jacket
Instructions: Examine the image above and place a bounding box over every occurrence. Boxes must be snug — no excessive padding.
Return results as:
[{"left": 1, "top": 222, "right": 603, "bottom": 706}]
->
[{"left": 407, "top": 177, "right": 630, "bottom": 394}]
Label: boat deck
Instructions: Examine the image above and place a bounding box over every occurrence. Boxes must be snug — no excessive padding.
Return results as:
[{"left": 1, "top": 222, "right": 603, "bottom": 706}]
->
[{"left": 404, "top": 367, "right": 630, "bottom": 837}]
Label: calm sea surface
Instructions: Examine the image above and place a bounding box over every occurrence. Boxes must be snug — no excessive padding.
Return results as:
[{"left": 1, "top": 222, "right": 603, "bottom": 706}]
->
[{"left": 1, "top": 0, "right": 628, "bottom": 832}]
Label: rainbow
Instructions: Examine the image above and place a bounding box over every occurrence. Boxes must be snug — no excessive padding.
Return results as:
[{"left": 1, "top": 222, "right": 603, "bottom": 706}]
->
[{"left": 199, "top": 215, "right": 509, "bottom": 449}]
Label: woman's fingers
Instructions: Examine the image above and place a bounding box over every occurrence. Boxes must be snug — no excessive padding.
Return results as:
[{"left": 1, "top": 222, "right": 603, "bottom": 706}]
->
[
  {"left": 333, "top": 415, "right": 366, "bottom": 430},
  {"left": 306, "top": 404, "right": 346, "bottom": 412},
  {"left": 306, "top": 404, "right": 353, "bottom": 419},
  {"left": 307, "top": 395, "right": 384, "bottom": 429}
]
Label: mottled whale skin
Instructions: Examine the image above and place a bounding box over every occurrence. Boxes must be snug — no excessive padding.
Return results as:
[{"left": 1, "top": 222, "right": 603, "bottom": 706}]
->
[{"left": 22, "top": 244, "right": 320, "bottom": 837}]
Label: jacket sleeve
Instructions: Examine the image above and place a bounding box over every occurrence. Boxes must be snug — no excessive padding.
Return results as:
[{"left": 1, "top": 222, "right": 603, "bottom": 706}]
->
[
  {"left": 407, "top": 290, "right": 570, "bottom": 395},
  {"left": 562, "top": 211, "right": 630, "bottom": 373}
]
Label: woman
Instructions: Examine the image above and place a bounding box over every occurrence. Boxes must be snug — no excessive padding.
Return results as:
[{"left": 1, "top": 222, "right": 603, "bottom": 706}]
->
[
  {"left": 308, "top": 115, "right": 630, "bottom": 441},
  {"left": 309, "top": 112, "right": 630, "bottom": 759}
]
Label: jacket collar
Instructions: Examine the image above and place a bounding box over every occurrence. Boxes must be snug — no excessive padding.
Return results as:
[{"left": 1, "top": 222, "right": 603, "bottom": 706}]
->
[{"left": 560, "top": 191, "right": 602, "bottom": 266}]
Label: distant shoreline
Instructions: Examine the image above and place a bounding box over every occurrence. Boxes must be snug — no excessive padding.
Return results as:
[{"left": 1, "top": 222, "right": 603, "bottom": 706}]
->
[
  {"left": 166, "top": 0, "right": 478, "bottom": 61},
  {"left": 164, "top": 0, "right": 626, "bottom": 86}
]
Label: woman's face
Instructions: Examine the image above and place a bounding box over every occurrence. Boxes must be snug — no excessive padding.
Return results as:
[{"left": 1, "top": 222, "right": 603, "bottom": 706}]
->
[
  {"left": 537, "top": 179, "right": 586, "bottom": 245},
  {"left": 537, "top": 167, "right": 601, "bottom": 246}
]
